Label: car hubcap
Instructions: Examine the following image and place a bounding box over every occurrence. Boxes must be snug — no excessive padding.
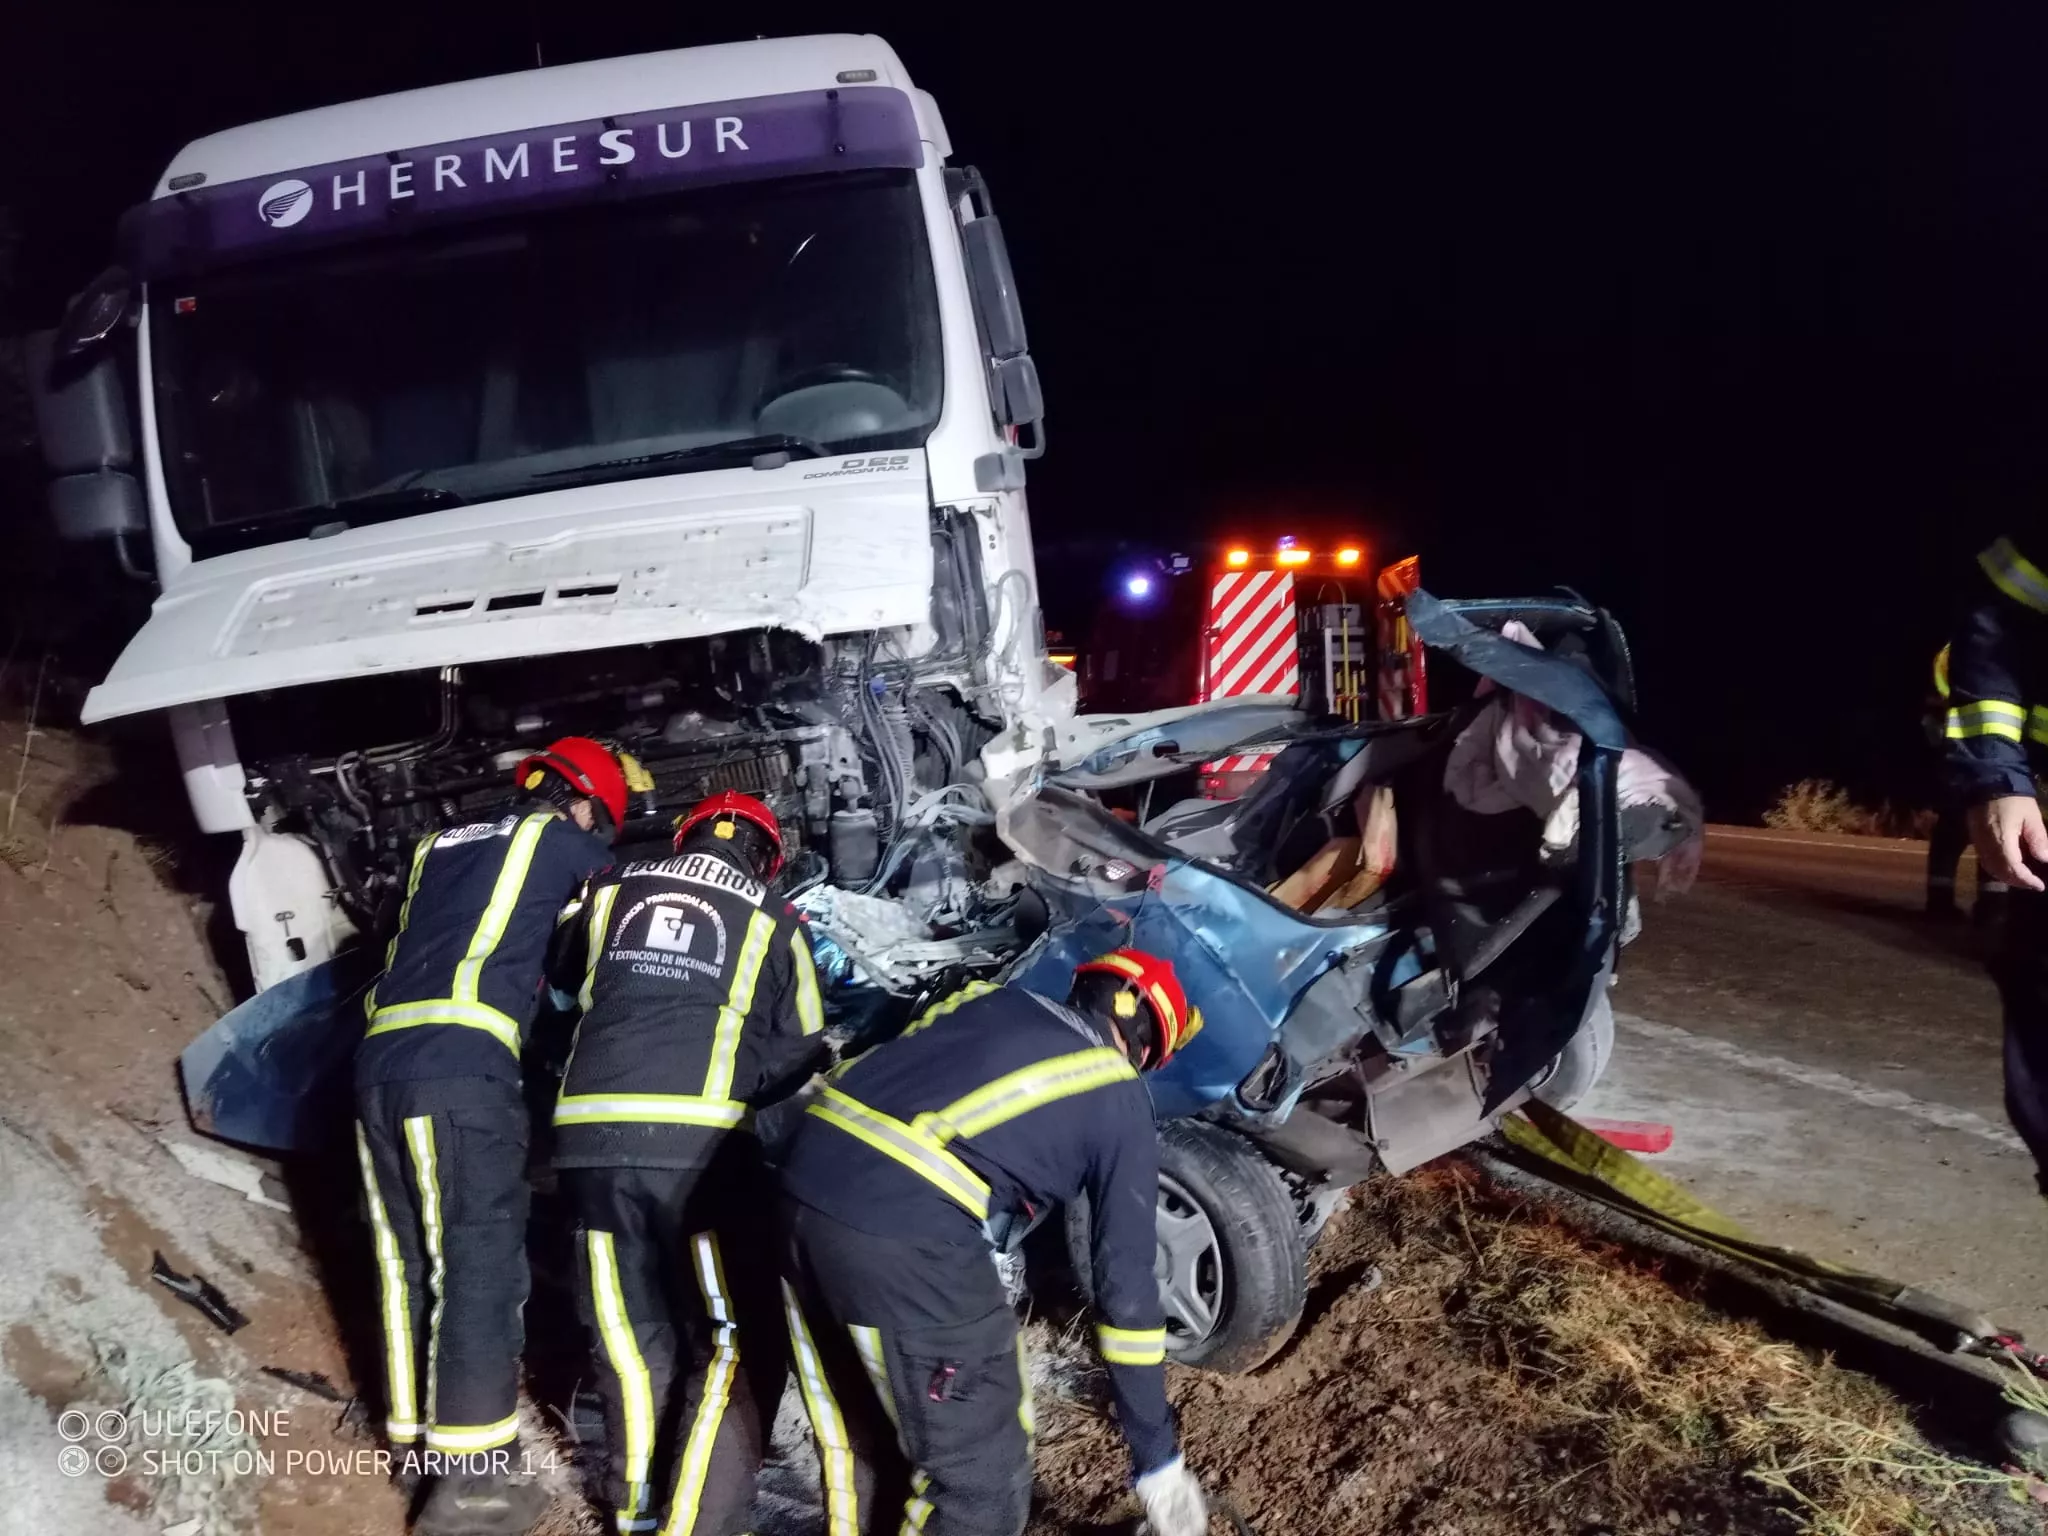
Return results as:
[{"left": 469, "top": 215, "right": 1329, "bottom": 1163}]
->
[{"left": 1154, "top": 1173, "right": 1224, "bottom": 1351}]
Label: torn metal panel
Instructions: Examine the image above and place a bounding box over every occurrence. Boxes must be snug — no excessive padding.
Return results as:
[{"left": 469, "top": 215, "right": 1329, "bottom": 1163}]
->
[
  {"left": 179, "top": 951, "right": 373, "bottom": 1152},
  {"left": 1001, "top": 787, "right": 1388, "bottom": 1121}
]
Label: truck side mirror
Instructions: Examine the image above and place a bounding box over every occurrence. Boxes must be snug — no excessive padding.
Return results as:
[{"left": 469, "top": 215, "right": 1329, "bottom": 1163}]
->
[
  {"left": 947, "top": 167, "right": 1046, "bottom": 460},
  {"left": 961, "top": 216, "right": 1027, "bottom": 360},
  {"left": 26, "top": 328, "right": 151, "bottom": 559}
]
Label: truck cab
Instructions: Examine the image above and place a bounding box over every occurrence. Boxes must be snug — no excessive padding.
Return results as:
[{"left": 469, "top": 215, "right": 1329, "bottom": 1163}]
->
[{"left": 33, "top": 35, "right": 1064, "bottom": 993}]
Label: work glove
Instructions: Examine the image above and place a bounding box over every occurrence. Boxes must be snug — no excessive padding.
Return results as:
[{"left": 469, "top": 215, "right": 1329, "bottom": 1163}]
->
[{"left": 1135, "top": 1455, "right": 1208, "bottom": 1536}]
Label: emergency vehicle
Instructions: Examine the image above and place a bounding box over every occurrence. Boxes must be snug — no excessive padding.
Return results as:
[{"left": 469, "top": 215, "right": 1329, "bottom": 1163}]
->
[{"left": 1080, "top": 538, "right": 1429, "bottom": 797}]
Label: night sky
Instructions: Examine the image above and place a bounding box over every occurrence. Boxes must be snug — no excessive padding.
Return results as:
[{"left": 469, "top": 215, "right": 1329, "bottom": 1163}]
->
[{"left": 6, "top": 6, "right": 2045, "bottom": 819}]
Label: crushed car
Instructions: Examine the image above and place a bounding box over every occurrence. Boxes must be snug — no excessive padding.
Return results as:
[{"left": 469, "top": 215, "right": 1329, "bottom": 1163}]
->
[{"left": 183, "top": 587, "right": 1699, "bottom": 1376}]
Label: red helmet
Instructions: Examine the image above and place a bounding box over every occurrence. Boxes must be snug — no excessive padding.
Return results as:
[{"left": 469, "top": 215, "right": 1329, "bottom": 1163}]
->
[
  {"left": 510, "top": 737, "right": 629, "bottom": 832},
  {"left": 1071, "top": 948, "right": 1204, "bottom": 1071},
  {"left": 674, "top": 789, "right": 785, "bottom": 880}
]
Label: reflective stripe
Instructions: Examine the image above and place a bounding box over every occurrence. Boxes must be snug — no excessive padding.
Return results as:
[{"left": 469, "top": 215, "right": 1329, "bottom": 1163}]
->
[
  {"left": 916, "top": 1048, "right": 1135, "bottom": 1144},
  {"left": 2031, "top": 706, "right": 2048, "bottom": 747},
  {"left": 355, "top": 1123, "right": 417, "bottom": 1441},
  {"left": 425, "top": 1414, "right": 520, "bottom": 1453},
  {"left": 704, "top": 910, "right": 776, "bottom": 1101},
  {"left": 364, "top": 997, "right": 523, "bottom": 1053},
  {"left": 404, "top": 1117, "right": 447, "bottom": 1433},
  {"left": 899, "top": 981, "right": 999, "bottom": 1040},
  {"left": 554, "top": 1095, "right": 748, "bottom": 1128},
  {"left": 586, "top": 1231, "right": 655, "bottom": 1527},
  {"left": 1145, "top": 981, "right": 1181, "bottom": 1038},
  {"left": 847, "top": 1325, "right": 900, "bottom": 1433},
  {"left": 1981, "top": 536, "right": 2048, "bottom": 615},
  {"left": 1016, "top": 1336, "right": 1035, "bottom": 1442},
  {"left": 808, "top": 1088, "right": 992, "bottom": 1219},
  {"left": 840, "top": 1329, "right": 940, "bottom": 1536},
  {"left": 792, "top": 930, "right": 826, "bottom": 1036},
  {"left": 1096, "top": 1323, "right": 1167, "bottom": 1366},
  {"left": 661, "top": 1232, "right": 739, "bottom": 1536},
  {"left": 451, "top": 812, "right": 551, "bottom": 1003},
  {"left": 1946, "top": 699, "right": 2027, "bottom": 743},
  {"left": 782, "top": 1281, "right": 859, "bottom": 1536},
  {"left": 900, "top": 1473, "right": 935, "bottom": 1536},
  {"left": 580, "top": 883, "right": 622, "bottom": 1012},
  {"left": 825, "top": 981, "right": 999, "bottom": 1084},
  {"left": 365, "top": 836, "right": 434, "bottom": 1019}
]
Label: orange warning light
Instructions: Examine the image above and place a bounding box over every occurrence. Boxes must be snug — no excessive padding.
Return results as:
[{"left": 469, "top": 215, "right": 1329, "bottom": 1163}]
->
[
  {"left": 1335, "top": 547, "right": 1363, "bottom": 566},
  {"left": 1276, "top": 547, "right": 1312, "bottom": 567},
  {"left": 1225, "top": 548, "right": 1251, "bottom": 567}
]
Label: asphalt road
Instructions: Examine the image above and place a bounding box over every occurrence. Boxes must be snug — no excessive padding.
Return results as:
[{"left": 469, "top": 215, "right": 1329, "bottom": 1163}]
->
[{"left": 1580, "top": 826, "right": 2048, "bottom": 1341}]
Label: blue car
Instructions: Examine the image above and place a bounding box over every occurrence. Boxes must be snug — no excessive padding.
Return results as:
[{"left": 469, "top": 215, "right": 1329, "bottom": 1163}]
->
[{"left": 986, "top": 592, "right": 1679, "bottom": 1370}]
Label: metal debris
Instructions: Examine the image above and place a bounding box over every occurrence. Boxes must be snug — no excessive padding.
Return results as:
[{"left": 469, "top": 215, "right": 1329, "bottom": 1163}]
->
[
  {"left": 148, "top": 1251, "right": 249, "bottom": 1334},
  {"left": 259, "top": 1366, "right": 344, "bottom": 1402}
]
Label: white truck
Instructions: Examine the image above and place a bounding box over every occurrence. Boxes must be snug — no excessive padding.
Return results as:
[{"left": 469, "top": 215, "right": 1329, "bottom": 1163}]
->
[{"left": 33, "top": 34, "right": 1071, "bottom": 996}]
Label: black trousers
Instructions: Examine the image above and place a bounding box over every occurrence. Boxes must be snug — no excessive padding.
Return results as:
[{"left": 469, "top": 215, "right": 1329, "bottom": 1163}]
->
[
  {"left": 1996, "top": 889, "right": 2048, "bottom": 1190},
  {"left": 355, "top": 1075, "right": 531, "bottom": 1457},
  {"left": 1927, "top": 800, "right": 1973, "bottom": 908},
  {"left": 778, "top": 1197, "right": 1033, "bottom": 1536},
  {"left": 562, "top": 1149, "right": 785, "bottom": 1536}
]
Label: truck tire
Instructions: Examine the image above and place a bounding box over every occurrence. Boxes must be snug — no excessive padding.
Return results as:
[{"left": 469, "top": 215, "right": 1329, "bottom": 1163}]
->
[
  {"left": 1532, "top": 989, "right": 1616, "bottom": 1112},
  {"left": 1065, "top": 1119, "right": 1308, "bottom": 1374}
]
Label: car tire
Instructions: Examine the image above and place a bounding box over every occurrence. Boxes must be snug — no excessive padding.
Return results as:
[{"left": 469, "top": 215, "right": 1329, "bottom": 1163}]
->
[
  {"left": 1066, "top": 1119, "right": 1308, "bottom": 1374},
  {"left": 1532, "top": 988, "right": 1616, "bottom": 1112}
]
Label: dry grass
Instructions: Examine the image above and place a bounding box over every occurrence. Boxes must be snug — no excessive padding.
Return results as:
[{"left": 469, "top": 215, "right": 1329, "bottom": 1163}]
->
[
  {"left": 1763, "top": 780, "right": 1933, "bottom": 840},
  {"left": 1442, "top": 1170, "right": 2018, "bottom": 1534},
  {"left": 1027, "top": 1163, "right": 2024, "bottom": 1536}
]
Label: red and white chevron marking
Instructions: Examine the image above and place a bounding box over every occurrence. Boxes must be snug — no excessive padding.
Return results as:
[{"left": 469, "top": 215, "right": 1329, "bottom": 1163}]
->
[
  {"left": 1204, "top": 570, "right": 1300, "bottom": 701},
  {"left": 1202, "top": 570, "right": 1299, "bottom": 776}
]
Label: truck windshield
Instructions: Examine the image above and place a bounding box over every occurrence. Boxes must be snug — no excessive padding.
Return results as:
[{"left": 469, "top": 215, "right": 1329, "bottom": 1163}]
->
[{"left": 149, "top": 170, "right": 943, "bottom": 555}]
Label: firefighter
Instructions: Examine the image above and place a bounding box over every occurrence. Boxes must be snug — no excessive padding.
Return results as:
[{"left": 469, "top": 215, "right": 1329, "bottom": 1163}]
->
[
  {"left": 551, "top": 791, "right": 827, "bottom": 1536},
  {"left": 1944, "top": 535, "right": 2048, "bottom": 1185},
  {"left": 776, "top": 950, "right": 1212, "bottom": 1536},
  {"left": 354, "top": 736, "right": 629, "bottom": 1536}
]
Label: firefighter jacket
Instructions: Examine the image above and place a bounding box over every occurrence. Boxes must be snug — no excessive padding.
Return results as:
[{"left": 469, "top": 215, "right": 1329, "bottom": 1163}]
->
[
  {"left": 778, "top": 981, "right": 1177, "bottom": 1474},
  {"left": 1944, "top": 535, "right": 2048, "bottom": 802},
  {"left": 357, "top": 803, "right": 611, "bottom": 1088},
  {"left": 550, "top": 847, "right": 827, "bottom": 1170}
]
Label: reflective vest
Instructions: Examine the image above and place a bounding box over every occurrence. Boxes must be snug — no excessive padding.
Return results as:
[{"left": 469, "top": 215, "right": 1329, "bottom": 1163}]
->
[
  {"left": 1944, "top": 535, "right": 2048, "bottom": 801},
  {"left": 357, "top": 806, "right": 609, "bottom": 1085},
  {"left": 550, "top": 849, "right": 825, "bottom": 1169}
]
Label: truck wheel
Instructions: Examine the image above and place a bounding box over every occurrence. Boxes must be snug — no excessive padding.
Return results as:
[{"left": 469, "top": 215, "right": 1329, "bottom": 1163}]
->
[
  {"left": 1532, "top": 989, "right": 1616, "bottom": 1112},
  {"left": 1066, "top": 1119, "right": 1308, "bottom": 1374}
]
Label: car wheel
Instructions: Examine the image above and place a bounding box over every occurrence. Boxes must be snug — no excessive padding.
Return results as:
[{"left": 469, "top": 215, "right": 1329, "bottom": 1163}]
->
[
  {"left": 1066, "top": 1119, "right": 1309, "bottom": 1374},
  {"left": 1531, "top": 988, "right": 1616, "bottom": 1112}
]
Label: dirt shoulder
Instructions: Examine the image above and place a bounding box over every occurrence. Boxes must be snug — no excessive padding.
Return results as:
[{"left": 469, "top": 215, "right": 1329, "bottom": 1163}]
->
[
  {"left": 1029, "top": 1165, "right": 2032, "bottom": 1536},
  {"left": 0, "top": 711, "right": 408, "bottom": 1536}
]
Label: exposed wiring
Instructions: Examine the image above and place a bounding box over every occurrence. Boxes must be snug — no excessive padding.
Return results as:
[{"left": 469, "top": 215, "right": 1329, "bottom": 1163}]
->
[{"left": 978, "top": 568, "right": 1037, "bottom": 716}]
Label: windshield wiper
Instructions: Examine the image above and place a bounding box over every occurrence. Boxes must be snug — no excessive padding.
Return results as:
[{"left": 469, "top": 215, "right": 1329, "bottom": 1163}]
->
[
  {"left": 264, "top": 484, "right": 467, "bottom": 537},
  {"left": 321, "top": 485, "right": 466, "bottom": 516},
  {"left": 531, "top": 434, "right": 829, "bottom": 483}
]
